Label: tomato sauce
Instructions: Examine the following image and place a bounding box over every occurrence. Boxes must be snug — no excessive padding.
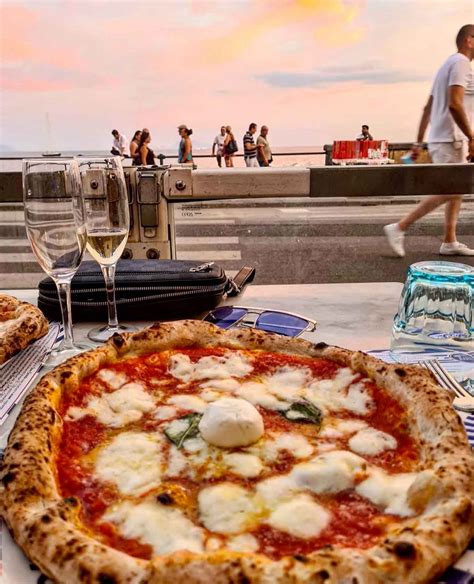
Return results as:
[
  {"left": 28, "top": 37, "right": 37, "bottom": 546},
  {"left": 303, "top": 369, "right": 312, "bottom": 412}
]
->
[{"left": 254, "top": 492, "right": 389, "bottom": 559}]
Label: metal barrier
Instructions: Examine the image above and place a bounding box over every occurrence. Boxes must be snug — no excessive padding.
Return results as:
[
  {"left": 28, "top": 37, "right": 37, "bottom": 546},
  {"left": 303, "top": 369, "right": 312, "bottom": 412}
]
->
[
  {"left": 0, "top": 163, "right": 472, "bottom": 287},
  {"left": 0, "top": 142, "right": 421, "bottom": 168}
]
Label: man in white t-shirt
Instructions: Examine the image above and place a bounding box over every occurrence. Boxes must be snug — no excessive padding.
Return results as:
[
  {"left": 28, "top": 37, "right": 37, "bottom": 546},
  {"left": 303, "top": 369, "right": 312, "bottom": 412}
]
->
[
  {"left": 212, "top": 126, "right": 226, "bottom": 167},
  {"left": 384, "top": 24, "right": 474, "bottom": 257},
  {"left": 111, "top": 129, "right": 129, "bottom": 157}
]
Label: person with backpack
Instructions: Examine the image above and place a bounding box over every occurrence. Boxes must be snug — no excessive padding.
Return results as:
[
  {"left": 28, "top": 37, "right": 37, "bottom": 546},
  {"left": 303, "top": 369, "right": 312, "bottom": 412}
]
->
[{"left": 224, "top": 126, "right": 238, "bottom": 167}]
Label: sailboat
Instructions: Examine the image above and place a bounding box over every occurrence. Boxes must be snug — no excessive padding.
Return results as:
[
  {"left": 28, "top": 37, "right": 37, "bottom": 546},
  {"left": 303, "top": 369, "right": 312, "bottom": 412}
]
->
[{"left": 42, "top": 112, "right": 61, "bottom": 157}]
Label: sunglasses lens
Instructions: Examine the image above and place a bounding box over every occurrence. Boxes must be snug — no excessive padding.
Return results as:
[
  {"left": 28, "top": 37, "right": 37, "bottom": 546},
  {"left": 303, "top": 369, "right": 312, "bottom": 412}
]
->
[
  {"left": 256, "top": 312, "right": 308, "bottom": 337},
  {"left": 204, "top": 307, "right": 247, "bottom": 329}
]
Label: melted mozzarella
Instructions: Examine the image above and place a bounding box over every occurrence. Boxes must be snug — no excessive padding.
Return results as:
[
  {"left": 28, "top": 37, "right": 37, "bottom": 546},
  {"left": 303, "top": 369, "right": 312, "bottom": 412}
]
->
[
  {"left": 319, "top": 419, "right": 367, "bottom": 438},
  {"left": 348, "top": 427, "right": 397, "bottom": 456},
  {"left": 104, "top": 500, "right": 204, "bottom": 554},
  {"left": 165, "top": 444, "right": 188, "bottom": 478},
  {"left": 199, "top": 398, "right": 264, "bottom": 448},
  {"left": 227, "top": 533, "right": 259, "bottom": 552},
  {"left": 97, "top": 368, "right": 128, "bottom": 389},
  {"left": 198, "top": 483, "right": 257, "bottom": 534},
  {"left": 266, "top": 494, "right": 330, "bottom": 539},
  {"left": 356, "top": 470, "right": 418, "bottom": 517},
  {"left": 200, "top": 379, "right": 241, "bottom": 393},
  {"left": 305, "top": 368, "right": 374, "bottom": 415},
  {"left": 167, "top": 394, "right": 207, "bottom": 413},
  {"left": 154, "top": 405, "right": 178, "bottom": 420},
  {"left": 95, "top": 432, "right": 162, "bottom": 495},
  {"left": 66, "top": 383, "right": 155, "bottom": 427},
  {"left": 223, "top": 452, "right": 263, "bottom": 478},
  {"left": 262, "top": 432, "right": 313, "bottom": 462},
  {"left": 169, "top": 352, "right": 252, "bottom": 382},
  {"left": 234, "top": 381, "right": 289, "bottom": 411},
  {"left": 263, "top": 366, "right": 312, "bottom": 400},
  {"left": 291, "top": 450, "right": 366, "bottom": 494},
  {"left": 255, "top": 475, "right": 298, "bottom": 506}
]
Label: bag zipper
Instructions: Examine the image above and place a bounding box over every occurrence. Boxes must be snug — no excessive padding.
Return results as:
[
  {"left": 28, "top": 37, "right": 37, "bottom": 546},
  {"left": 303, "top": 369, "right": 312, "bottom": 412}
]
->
[
  {"left": 40, "top": 284, "right": 221, "bottom": 297},
  {"left": 40, "top": 285, "right": 224, "bottom": 308}
]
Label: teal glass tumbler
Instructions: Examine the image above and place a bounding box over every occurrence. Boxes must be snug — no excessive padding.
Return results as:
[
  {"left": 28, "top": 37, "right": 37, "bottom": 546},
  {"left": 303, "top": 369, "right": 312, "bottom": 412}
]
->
[{"left": 391, "top": 261, "right": 473, "bottom": 352}]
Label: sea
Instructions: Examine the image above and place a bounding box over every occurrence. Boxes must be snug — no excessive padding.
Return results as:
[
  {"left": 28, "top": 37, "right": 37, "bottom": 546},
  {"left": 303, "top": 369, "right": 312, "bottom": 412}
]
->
[{"left": 0, "top": 145, "right": 327, "bottom": 172}]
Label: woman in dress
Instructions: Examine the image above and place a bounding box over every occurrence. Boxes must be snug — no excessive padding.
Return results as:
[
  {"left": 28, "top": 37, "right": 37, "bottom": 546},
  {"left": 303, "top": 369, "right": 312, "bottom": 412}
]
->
[
  {"left": 177, "top": 125, "right": 193, "bottom": 164},
  {"left": 224, "top": 126, "right": 236, "bottom": 167},
  {"left": 130, "top": 130, "right": 142, "bottom": 165},
  {"left": 138, "top": 130, "right": 155, "bottom": 166}
]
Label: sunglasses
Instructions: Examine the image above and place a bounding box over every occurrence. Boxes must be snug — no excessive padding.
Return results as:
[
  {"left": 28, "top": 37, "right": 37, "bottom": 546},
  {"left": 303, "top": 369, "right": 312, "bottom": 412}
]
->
[{"left": 204, "top": 306, "right": 317, "bottom": 338}]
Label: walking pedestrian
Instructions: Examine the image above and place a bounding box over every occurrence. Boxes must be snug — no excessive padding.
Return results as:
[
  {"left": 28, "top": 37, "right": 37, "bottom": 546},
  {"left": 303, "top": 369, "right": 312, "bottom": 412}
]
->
[
  {"left": 130, "top": 129, "right": 142, "bottom": 165},
  {"left": 257, "top": 125, "right": 273, "bottom": 167},
  {"left": 243, "top": 123, "right": 259, "bottom": 167},
  {"left": 223, "top": 126, "right": 237, "bottom": 167},
  {"left": 384, "top": 24, "right": 474, "bottom": 257},
  {"left": 178, "top": 124, "right": 193, "bottom": 164},
  {"left": 137, "top": 130, "right": 155, "bottom": 166},
  {"left": 356, "top": 125, "right": 373, "bottom": 141},
  {"left": 111, "top": 129, "right": 129, "bottom": 157},
  {"left": 212, "top": 126, "right": 226, "bottom": 167}
]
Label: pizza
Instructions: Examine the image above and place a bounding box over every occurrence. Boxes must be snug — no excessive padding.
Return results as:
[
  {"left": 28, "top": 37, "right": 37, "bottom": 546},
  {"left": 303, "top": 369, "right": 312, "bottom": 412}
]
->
[
  {"left": 0, "top": 294, "right": 48, "bottom": 365},
  {"left": 0, "top": 320, "right": 473, "bottom": 584}
]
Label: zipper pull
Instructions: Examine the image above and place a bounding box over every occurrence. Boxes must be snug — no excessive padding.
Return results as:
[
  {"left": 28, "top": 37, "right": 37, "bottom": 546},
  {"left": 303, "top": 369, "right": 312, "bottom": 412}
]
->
[{"left": 190, "top": 262, "right": 215, "bottom": 273}]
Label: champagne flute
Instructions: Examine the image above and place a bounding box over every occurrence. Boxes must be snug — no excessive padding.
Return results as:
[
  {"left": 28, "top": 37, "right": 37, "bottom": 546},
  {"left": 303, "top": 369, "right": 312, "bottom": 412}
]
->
[
  {"left": 77, "top": 157, "right": 137, "bottom": 342},
  {"left": 23, "top": 159, "right": 91, "bottom": 365}
]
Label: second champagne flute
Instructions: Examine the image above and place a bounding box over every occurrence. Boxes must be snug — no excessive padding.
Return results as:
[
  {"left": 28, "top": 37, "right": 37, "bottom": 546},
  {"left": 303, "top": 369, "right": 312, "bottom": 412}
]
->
[{"left": 78, "top": 157, "right": 137, "bottom": 342}]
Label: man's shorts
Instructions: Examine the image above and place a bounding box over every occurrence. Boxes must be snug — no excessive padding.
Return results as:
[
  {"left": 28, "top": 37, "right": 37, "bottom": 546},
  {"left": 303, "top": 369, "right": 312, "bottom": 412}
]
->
[
  {"left": 428, "top": 141, "right": 467, "bottom": 164},
  {"left": 244, "top": 156, "right": 259, "bottom": 168}
]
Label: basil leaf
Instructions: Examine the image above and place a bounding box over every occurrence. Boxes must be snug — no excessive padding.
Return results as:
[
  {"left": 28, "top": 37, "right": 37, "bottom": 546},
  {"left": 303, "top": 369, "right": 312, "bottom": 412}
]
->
[
  {"left": 282, "top": 400, "right": 322, "bottom": 427},
  {"left": 164, "top": 413, "right": 202, "bottom": 448}
]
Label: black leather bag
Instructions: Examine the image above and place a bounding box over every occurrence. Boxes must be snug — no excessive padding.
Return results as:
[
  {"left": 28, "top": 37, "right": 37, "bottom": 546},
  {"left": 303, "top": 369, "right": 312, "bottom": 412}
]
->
[{"left": 37, "top": 260, "right": 255, "bottom": 322}]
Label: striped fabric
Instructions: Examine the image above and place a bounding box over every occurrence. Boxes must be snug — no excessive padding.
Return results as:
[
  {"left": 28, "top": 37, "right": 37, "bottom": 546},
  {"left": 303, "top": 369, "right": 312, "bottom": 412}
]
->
[
  {"left": 243, "top": 131, "right": 257, "bottom": 158},
  {"left": 465, "top": 415, "right": 474, "bottom": 447}
]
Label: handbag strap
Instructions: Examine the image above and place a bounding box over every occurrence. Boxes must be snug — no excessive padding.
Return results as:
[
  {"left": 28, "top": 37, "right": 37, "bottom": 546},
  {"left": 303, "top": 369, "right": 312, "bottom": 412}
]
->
[{"left": 225, "top": 266, "right": 256, "bottom": 297}]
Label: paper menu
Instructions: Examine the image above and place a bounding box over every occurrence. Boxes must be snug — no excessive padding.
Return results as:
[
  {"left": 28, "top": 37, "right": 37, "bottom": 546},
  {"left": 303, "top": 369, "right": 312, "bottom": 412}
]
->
[{"left": 0, "top": 323, "right": 61, "bottom": 426}]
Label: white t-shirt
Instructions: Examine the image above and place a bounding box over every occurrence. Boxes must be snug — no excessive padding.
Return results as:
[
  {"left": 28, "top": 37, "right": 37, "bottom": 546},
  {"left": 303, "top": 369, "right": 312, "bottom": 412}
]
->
[
  {"left": 112, "top": 134, "right": 129, "bottom": 156},
  {"left": 213, "top": 134, "right": 225, "bottom": 154},
  {"left": 428, "top": 53, "right": 472, "bottom": 143}
]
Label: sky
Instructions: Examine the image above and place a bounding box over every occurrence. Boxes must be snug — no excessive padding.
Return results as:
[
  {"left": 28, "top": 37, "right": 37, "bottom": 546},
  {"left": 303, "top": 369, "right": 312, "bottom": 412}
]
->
[{"left": 0, "top": 0, "right": 472, "bottom": 152}]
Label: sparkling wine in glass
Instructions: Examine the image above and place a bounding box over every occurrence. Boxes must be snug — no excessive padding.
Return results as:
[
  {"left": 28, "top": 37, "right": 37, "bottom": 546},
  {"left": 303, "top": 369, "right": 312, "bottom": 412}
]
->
[
  {"left": 23, "top": 159, "right": 91, "bottom": 365},
  {"left": 78, "top": 157, "right": 137, "bottom": 342}
]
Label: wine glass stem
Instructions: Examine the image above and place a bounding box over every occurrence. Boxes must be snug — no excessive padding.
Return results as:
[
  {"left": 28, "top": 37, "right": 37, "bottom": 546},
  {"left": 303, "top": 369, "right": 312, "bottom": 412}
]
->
[
  {"left": 55, "top": 279, "right": 75, "bottom": 350},
  {"left": 101, "top": 264, "right": 119, "bottom": 329}
]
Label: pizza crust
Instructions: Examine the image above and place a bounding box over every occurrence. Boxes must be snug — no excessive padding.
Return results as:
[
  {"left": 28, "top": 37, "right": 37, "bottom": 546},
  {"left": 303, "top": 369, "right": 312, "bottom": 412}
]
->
[
  {"left": 1, "top": 320, "right": 473, "bottom": 584},
  {"left": 0, "top": 294, "right": 49, "bottom": 365}
]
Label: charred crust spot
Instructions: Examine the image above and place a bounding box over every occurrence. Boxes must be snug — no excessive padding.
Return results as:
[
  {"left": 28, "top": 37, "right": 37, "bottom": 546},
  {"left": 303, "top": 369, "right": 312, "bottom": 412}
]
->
[
  {"left": 98, "top": 574, "right": 118, "bottom": 584},
  {"left": 314, "top": 342, "right": 328, "bottom": 349},
  {"left": 156, "top": 493, "right": 174, "bottom": 505},
  {"left": 48, "top": 407, "right": 56, "bottom": 424},
  {"left": 11, "top": 442, "right": 21, "bottom": 450},
  {"left": 60, "top": 371, "right": 73, "bottom": 381},
  {"left": 456, "top": 501, "right": 472, "bottom": 523},
  {"left": 79, "top": 566, "right": 91, "bottom": 580},
  {"left": 112, "top": 333, "right": 125, "bottom": 348},
  {"left": 64, "top": 496, "right": 79, "bottom": 507},
  {"left": 40, "top": 514, "right": 52, "bottom": 524},
  {"left": 314, "top": 570, "right": 330, "bottom": 581},
  {"left": 394, "top": 368, "right": 407, "bottom": 377},
  {"left": 2, "top": 471, "right": 15, "bottom": 486},
  {"left": 293, "top": 554, "right": 309, "bottom": 563},
  {"left": 393, "top": 541, "right": 416, "bottom": 559}
]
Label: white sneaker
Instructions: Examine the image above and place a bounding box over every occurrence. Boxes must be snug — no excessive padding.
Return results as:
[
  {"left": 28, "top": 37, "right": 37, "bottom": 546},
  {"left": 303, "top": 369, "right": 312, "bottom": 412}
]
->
[
  {"left": 439, "top": 242, "right": 474, "bottom": 256},
  {"left": 383, "top": 223, "right": 405, "bottom": 257}
]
